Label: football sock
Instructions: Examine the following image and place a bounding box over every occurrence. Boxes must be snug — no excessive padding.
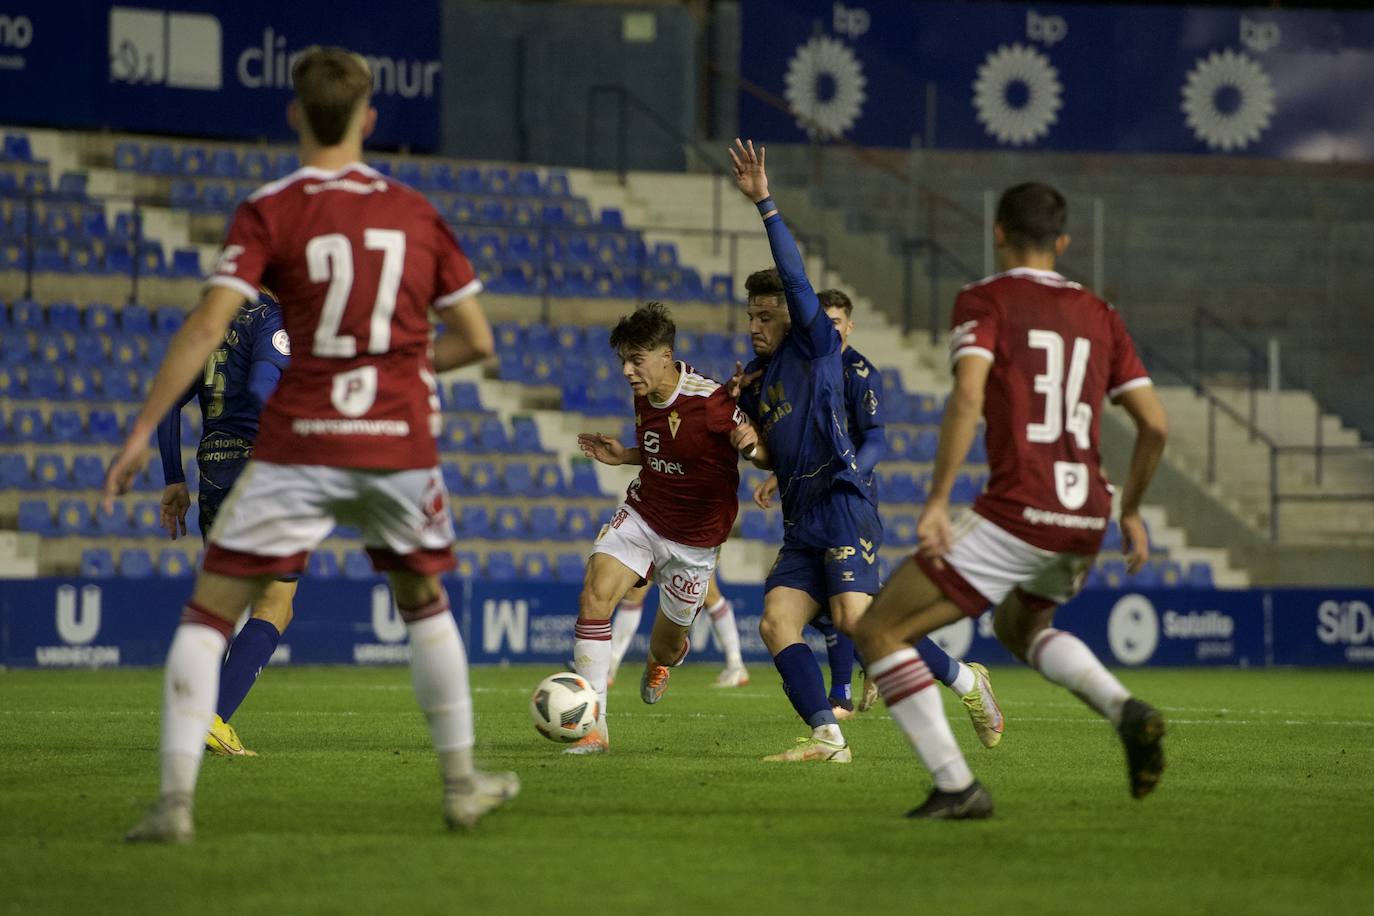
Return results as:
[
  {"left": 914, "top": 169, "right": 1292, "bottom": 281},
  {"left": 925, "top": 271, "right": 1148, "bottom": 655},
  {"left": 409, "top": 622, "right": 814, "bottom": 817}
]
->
[
  {"left": 870, "top": 647, "right": 974, "bottom": 792},
  {"left": 773, "top": 642, "right": 837, "bottom": 729},
  {"left": 608, "top": 599, "right": 643, "bottom": 674},
  {"left": 216, "top": 617, "right": 280, "bottom": 722},
  {"left": 707, "top": 597, "right": 744, "bottom": 669},
  {"left": 1029, "top": 627, "right": 1130, "bottom": 727},
  {"left": 404, "top": 596, "right": 475, "bottom": 768},
  {"left": 914, "top": 636, "right": 958, "bottom": 689},
  {"left": 159, "top": 605, "right": 231, "bottom": 799},
  {"left": 949, "top": 662, "right": 977, "bottom": 697},
  {"left": 574, "top": 617, "right": 613, "bottom": 723},
  {"left": 825, "top": 630, "right": 855, "bottom": 703}
]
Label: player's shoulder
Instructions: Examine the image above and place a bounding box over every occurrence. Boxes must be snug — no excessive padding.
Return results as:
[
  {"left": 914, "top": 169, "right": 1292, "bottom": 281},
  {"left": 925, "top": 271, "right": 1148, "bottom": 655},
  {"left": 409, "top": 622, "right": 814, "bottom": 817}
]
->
[
  {"left": 842, "top": 346, "right": 876, "bottom": 374},
  {"left": 678, "top": 367, "right": 723, "bottom": 403}
]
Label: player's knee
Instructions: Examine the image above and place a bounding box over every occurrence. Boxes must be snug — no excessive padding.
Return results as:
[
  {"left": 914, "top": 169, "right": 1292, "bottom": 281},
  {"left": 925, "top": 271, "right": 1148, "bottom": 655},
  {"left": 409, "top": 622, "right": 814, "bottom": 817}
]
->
[
  {"left": 758, "top": 610, "right": 797, "bottom": 653},
  {"left": 578, "top": 587, "right": 614, "bottom": 621}
]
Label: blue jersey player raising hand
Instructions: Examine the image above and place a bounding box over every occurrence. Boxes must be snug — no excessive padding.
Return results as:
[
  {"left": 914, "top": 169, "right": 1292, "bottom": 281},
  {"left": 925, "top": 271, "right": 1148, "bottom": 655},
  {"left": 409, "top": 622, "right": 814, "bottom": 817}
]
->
[{"left": 156, "top": 290, "right": 291, "bottom": 757}]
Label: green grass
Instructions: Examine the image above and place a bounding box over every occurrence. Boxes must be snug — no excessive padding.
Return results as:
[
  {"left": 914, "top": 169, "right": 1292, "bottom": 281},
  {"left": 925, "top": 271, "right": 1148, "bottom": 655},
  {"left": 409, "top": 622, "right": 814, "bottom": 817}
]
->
[{"left": 1, "top": 665, "right": 1371, "bottom": 915}]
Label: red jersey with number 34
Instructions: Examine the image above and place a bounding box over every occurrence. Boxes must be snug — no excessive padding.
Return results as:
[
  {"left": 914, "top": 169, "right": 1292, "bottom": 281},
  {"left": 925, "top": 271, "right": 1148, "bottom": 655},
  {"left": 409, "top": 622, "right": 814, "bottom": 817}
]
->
[
  {"left": 626, "top": 364, "right": 742, "bottom": 548},
  {"left": 950, "top": 268, "right": 1150, "bottom": 554},
  {"left": 208, "top": 163, "right": 481, "bottom": 470}
]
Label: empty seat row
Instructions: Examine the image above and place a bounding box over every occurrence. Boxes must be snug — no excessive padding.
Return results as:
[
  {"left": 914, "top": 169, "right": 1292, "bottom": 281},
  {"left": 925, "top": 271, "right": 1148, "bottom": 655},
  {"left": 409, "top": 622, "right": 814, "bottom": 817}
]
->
[
  {"left": 1087, "top": 559, "right": 1212, "bottom": 589},
  {"left": 442, "top": 461, "right": 604, "bottom": 499},
  {"left": 20, "top": 499, "right": 195, "bottom": 538},
  {"left": 0, "top": 299, "right": 184, "bottom": 334},
  {"left": 2, "top": 329, "right": 180, "bottom": 369},
  {"left": 0, "top": 364, "right": 151, "bottom": 402},
  {"left": 3, "top": 456, "right": 192, "bottom": 494},
  {"left": 0, "top": 236, "right": 199, "bottom": 277},
  {"left": 0, "top": 196, "right": 131, "bottom": 240},
  {"left": 114, "top": 142, "right": 299, "bottom": 181},
  {"left": 0, "top": 407, "right": 195, "bottom": 446}
]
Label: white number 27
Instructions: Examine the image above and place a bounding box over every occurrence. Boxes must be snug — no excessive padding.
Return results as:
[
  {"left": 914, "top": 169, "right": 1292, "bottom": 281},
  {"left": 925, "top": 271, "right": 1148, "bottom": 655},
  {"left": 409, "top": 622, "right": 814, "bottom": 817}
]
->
[
  {"left": 306, "top": 230, "right": 406, "bottom": 357},
  {"left": 1026, "top": 329, "right": 1092, "bottom": 449}
]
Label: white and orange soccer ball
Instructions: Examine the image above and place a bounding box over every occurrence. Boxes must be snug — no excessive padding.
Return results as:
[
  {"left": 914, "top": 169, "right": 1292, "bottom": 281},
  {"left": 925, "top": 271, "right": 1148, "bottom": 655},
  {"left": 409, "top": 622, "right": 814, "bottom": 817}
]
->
[{"left": 530, "top": 672, "right": 599, "bottom": 743}]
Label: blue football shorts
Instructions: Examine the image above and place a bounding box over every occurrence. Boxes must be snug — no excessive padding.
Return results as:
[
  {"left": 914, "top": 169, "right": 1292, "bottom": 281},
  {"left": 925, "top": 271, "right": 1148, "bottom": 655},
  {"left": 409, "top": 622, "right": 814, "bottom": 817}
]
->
[{"left": 765, "top": 482, "right": 883, "bottom": 609}]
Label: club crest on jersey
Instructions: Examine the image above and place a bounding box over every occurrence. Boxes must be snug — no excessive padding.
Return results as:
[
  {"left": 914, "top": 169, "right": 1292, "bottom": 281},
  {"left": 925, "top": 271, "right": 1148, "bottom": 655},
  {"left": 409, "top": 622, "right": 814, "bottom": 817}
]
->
[
  {"left": 863, "top": 390, "right": 878, "bottom": 416},
  {"left": 668, "top": 410, "right": 681, "bottom": 438}
]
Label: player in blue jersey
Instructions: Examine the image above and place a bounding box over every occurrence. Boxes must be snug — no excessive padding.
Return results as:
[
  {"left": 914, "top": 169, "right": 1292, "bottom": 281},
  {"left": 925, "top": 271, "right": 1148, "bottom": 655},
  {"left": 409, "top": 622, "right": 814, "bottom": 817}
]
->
[
  {"left": 752, "top": 289, "right": 1003, "bottom": 747},
  {"left": 156, "top": 290, "right": 292, "bottom": 757}
]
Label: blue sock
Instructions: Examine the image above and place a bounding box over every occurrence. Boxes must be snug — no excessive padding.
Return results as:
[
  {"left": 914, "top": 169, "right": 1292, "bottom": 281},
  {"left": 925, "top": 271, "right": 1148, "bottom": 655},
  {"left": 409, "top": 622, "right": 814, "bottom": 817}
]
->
[
  {"left": 773, "top": 643, "right": 837, "bottom": 728},
  {"left": 825, "top": 631, "right": 855, "bottom": 704},
  {"left": 916, "top": 636, "right": 957, "bottom": 689},
  {"left": 217, "top": 618, "right": 280, "bottom": 722}
]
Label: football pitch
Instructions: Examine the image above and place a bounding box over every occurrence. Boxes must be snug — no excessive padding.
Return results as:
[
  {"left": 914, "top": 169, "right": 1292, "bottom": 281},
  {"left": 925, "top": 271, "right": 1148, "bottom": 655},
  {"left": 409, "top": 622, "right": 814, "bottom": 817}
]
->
[{"left": 1, "top": 665, "right": 1370, "bottom": 915}]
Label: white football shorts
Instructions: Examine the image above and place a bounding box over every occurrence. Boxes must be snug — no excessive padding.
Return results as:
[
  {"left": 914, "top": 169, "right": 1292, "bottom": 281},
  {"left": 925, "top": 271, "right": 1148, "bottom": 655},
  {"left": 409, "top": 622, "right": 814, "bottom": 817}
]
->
[
  {"left": 918, "top": 511, "right": 1093, "bottom": 615},
  {"left": 591, "top": 503, "right": 720, "bottom": 626},
  {"left": 203, "top": 461, "right": 455, "bottom": 578}
]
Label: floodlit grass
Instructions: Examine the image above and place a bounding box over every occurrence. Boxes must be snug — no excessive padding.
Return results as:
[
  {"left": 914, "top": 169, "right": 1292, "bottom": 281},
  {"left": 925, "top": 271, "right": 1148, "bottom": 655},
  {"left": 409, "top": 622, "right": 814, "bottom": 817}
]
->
[{"left": 1, "top": 665, "right": 1370, "bottom": 915}]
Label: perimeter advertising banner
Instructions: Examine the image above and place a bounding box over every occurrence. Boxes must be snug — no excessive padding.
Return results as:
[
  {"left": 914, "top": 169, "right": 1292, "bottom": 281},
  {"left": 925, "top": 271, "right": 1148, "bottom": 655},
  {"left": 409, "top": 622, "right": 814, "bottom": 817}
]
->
[
  {"left": 0, "top": 0, "right": 441, "bottom": 149},
  {"left": 738, "top": 1, "right": 1374, "bottom": 160},
  {"left": 2, "top": 578, "right": 1371, "bottom": 670}
]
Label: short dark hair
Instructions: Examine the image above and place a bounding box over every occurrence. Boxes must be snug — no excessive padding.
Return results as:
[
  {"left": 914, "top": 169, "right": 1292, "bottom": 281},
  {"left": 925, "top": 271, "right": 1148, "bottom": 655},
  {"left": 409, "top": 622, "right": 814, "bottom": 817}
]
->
[
  {"left": 744, "top": 267, "right": 783, "bottom": 303},
  {"left": 996, "top": 182, "right": 1067, "bottom": 252},
  {"left": 818, "top": 289, "right": 852, "bottom": 317},
  {"left": 609, "top": 301, "right": 675, "bottom": 360},
  {"left": 291, "top": 46, "right": 373, "bottom": 146}
]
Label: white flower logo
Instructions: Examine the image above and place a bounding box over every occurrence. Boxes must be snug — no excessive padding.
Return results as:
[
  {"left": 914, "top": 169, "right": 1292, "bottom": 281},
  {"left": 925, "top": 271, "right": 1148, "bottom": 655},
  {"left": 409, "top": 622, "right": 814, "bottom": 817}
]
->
[
  {"left": 783, "top": 36, "right": 867, "bottom": 138},
  {"left": 972, "top": 43, "right": 1063, "bottom": 146},
  {"left": 1181, "top": 49, "right": 1276, "bottom": 152}
]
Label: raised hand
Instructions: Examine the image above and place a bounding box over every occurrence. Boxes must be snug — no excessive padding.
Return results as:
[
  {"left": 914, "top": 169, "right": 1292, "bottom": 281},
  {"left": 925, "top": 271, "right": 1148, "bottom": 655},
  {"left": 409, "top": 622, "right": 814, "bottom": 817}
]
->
[
  {"left": 577, "top": 432, "right": 628, "bottom": 467},
  {"left": 728, "top": 138, "right": 770, "bottom": 204}
]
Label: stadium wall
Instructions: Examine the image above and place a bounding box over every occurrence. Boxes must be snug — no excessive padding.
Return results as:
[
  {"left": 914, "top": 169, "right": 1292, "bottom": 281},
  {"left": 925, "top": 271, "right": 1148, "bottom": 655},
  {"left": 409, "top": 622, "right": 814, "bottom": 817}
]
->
[{"left": 2, "top": 579, "right": 1371, "bottom": 671}]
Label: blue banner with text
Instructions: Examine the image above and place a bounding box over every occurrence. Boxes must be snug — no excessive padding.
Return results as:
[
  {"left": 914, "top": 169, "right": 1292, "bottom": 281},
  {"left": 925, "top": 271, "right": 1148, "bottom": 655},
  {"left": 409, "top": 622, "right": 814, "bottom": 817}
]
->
[
  {"left": 0, "top": 0, "right": 441, "bottom": 149},
  {"left": 738, "top": 1, "right": 1374, "bottom": 160},
  {"left": 2, "top": 579, "right": 1371, "bottom": 670}
]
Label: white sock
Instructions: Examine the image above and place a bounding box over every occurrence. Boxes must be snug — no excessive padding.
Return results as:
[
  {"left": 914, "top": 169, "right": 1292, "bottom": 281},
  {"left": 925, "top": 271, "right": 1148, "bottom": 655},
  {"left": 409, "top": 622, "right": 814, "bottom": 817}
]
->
[
  {"left": 608, "top": 601, "right": 643, "bottom": 675},
  {"left": 690, "top": 604, "right": 712, "bottom": 652},
  {"left": 574, "top": 618, "right": 613, "bottom": 724},
  {"left": 813, "top": 722, "right": 845, "bottom": 745},
  {"left": 406, "top": 605, "right": 474, "bottom": 781},
  {"left": 159, "top": 620, "right": 229, "bottom": 799},
  {"left": 949, "top": 661, "right": 976, "bottom": 696},
  {"left": 871, "top": 648, "right": 974, "bottom": 792},
  {"left": 707, "top": 597, "right": 744, "bottom": 669},
  {"left": 1030, "top": 628, "right": 1130, "bottom": 727}
]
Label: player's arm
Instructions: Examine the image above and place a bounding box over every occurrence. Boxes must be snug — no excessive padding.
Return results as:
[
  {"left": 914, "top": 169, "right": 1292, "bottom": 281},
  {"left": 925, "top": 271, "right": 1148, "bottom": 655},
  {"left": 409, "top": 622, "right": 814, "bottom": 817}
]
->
[
  {"left": 728, "top": 138, "right": 833, "bottom": 357},
  {"left": 731, "top": 417, "right": 770, "bottom": 470},
  {"left": 577, "top": 433, "right": 641, "bottom": 466},
  {"left": 247, "top": 310, "right": 289, "bottom": 414},
  {"left": 154, "top": 383, "right": 197, "bottom": 539},
  {"left": 1114, "top": 385, "right": 1168, "bottom": 574},
  {"left": 433, "top": 297, "right": 496, "bottom": 373},
  {"left": 104, "top": 285, "right": 246, "bottom": 509},
  {"left": 919, "top": 354, "right": 990, "bottom": 558},
  {"left": 851, "top": 372, "right": 887, "bottom": 478}
]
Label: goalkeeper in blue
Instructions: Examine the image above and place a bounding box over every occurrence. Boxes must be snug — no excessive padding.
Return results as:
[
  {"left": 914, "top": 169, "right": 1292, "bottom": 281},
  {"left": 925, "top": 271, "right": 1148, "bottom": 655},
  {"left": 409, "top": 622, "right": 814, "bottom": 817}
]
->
[
  {"left": 726, "top": 138, "right": 999, "bottom": 761},
  {"left": 155, "top": 289, "right": 292, "bottom": 758}
]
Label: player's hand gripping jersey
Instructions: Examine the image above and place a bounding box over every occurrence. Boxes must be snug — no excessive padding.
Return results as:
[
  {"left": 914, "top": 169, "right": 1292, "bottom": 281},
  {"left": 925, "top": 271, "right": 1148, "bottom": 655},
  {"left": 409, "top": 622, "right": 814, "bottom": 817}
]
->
[
  {"left": 737, "top": 216, "right": 868, "bottom": 522},
  {"left": 951, "top": 267, "right": 1150, "bottom": 554},
  {"left": 208, "top": 164, "right": 480, "bottom": 470},
  {"left": 625, "top": 364, "right": 742, "bottom": 548}
]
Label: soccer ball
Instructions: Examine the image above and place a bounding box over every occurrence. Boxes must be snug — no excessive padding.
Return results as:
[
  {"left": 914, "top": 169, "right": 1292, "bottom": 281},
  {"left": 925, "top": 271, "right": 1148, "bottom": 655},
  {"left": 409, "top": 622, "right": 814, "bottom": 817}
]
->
[{"left": 530, "top": 672, "right": 599, "bottom": 743}]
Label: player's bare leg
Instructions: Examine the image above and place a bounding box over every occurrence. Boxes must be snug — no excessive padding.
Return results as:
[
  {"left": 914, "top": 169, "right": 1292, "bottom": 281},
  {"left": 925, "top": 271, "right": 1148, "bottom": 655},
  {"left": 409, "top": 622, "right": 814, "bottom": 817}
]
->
[
  {"left": 760, "top": 588, "right": 851, "bottom": 762},
  {"left": 703, "top": 573, "right": 748, "bottom": 687},
  {"left": 567, "top": 553, "right": 641, "bottom": 754},
  {"left": 387, "top": 570, "right": 518, "bottom": 829},
  {"left": 994, "top": 589, "right": 1165, "bottom": 798},
  {"left": 854, "top": 559, "right": 992, "bottom": 819},
  {"left": 641, "top": 609, "right": 692, "bottom": 705},
  {"left": 126, "top": 571, "right": 269, "bottom": 844},
  {"left": 206, "top": 579, "right": 297, "bottom": 757}
]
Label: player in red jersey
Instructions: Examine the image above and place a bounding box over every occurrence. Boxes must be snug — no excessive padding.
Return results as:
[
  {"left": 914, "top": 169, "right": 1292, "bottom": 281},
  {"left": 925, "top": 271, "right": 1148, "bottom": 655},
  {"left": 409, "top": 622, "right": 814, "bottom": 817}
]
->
[
  {"left": 104, "top": 47, "right": 516, "bottom": 841},
  {"left": 566, "top": 302, "right": 754, "bottom": 754},
  {"left": 854, "top": 183, "right": 1170, "bottom": 819}
]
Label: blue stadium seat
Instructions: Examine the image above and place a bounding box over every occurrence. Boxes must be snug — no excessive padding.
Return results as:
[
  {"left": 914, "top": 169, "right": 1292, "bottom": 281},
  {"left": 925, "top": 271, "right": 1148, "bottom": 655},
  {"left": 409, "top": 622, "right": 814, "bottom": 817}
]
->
[
  {"left": 522, "top": 552, "right": 553, "bottom": 580},
  {"left": 555, "top": 553, "right": 584, "bottom": 582},
  {"left": 527, "top": 506, "right": 560, "bottom": 541},
  {"left": 241, "top": 150, "right": 271, "bottom": 180},
  {"left": 456, "top": 167, "right": 483, "bottom": 194},
  {"left": 120, "top": 303, "right": 151, "bottom": 333},
  {"left": 740, "top": 510, "right": 772, "bottom": 542},
  {"left": 887, "top": 513, "right": 919, "bottom": 548},
  {"left": 101, "top": 367, "right": 137, "bottom": 401},
  {"left": 32, "top": 453, "right": 69, "bottom": 489},
  {"left": 81, "top": 548, "right": 116, "bottom": 578},
  {"left": 11, "top": 297, "right": 43, "bottom": 329},
  {"left": 491, "top": 506, "right": 526, "bottom": 540},
  {"left": 143, "top": 144, "right": 177, "bottom": 175},
  {"left": 73, "top": 332, "right": 109, "bottom": 365},
  {"left": 93, "top": 501, "right": 131, "bottom": 537},
  {"left": 1130, "top": 562, "right": 1162, "bottom": 588},
  {"left": 1, "top": 332, "right": 30, "bottom": 364},
  {"left": 169, "top": 248, "right": 201, "bottom": 278},
  {"left": 113, "top": 142, "right": 141, "bottom": 171},
  {"left": 429, "top": 163, "right": 456, "bottom": 191},
  {"left": 64, "top": 367, "right": 99, "bottom": 401},
  {"left": 477, "top": 417, "right": 507, "bottom": 453},
  {"left": 569, "top": 460, "right": 603, "bottom": 497},
  {"left": 158, "top": 549, "right": 195, "bottom": 578},
  {"left": 502, "top": 462, "right": 534, "bottom": 496},
  {"left": 1099, "top": 559, "right": 1127, "bottom": 589},
  {"left": 47, "top": 300, "right": 81, "bottom": 330},
  {"left": 342, "top": 550, "right": 374, "bottom": 580},
  {"left": 139, "top": 243, "right": 165, "bottom": 275},
  {"left": 9, "top": 408, "right": 43, "bottom": 443},
  {"left": 447, "top": 381, "right": 484, "bottom": 414},
  {"left": 33, "top": 331, "right": 67, "bottom": 364},
  {"left": 110, "top": 335, "right": 140, "bottom": 366},
  {"left": 154, "top": 308, "right": 184, "bottom": 334},
  {"left": 966, "top": 433, "right": 988, "bottom": 464},
  {"left": 209, "top": 149, "right": 240, "bottom": 178},
  {"left": 178, "top": 146, "right": 209, "bottom": 176},
  {"left": 486, "top": 551, "right": 517, "bottom": 580},
  {"left": 119, "top": 549, "right": 155, "bottom": 578},
  {"left": 439, "top": 417, "right": 476, "bottom": 454},
  {"left": 466, "top": 462, "right": 499, "bottom": 495},
  {"left": 562, "top": 507, "right": 595, "bottom": 542},
  {"left": 1102, "top": 520, "right": 1123, "bottom": 553},
  {"left": 67, "top": 241, "right": 100, "bottom": 273},
  {"left": 0, "top": 453, "right": 29, "bottom": 488},
  {"left": 533, "top": 463, "right": 564, "bottom": 496},
  {"left": 18, "top": 500, "right": 55, "bottom": 536},
  {"left": 85, "top": 302, "right": 115, "bottom": 332},
  {"left": 169, "top": 180, "right": 198, "bottom": 210},
  {"left": 440, "top": 463, "right": 467, "bottom": 497},
  {"left": 1186, "top": 562, "right": 1215, "bottom": 588},
  {"left": 458, "top": 505, "right": 491, "bottom": 539},
  {"left": 70, "top": 455, "right": 105, "bottom": 490},
  {"left": 80, "top": 204, "right": 109, "bottom": 239},
  {"left": 48, "top": 409, "right": 81, "bottom": 443},
  {"left": 950, "top": 474, "right": 980, "bottom": 505},
  {"left": 273, "top": 152, "right": 301, "bottom": 177},
  {"left": 1158, "top": 561, "right": 1184, "bottom": 588},
  {"left": 129, "top": 500, "right": 162, "bottom": 537},
  {"left": 911, "top": 430, "right": 939, "bottom": 462},
  {"left": 311, "top": 549, "right": 343, "bottom": 576},
  {"left": 452, "top": 550, "right": 480, "bottom": 580}
]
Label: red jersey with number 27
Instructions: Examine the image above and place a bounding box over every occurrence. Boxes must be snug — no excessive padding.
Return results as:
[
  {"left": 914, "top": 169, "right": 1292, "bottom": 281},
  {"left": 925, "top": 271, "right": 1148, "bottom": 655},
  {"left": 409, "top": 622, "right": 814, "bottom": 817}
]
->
[
  {"left": 950, "top": 267, "right": 1150, "bottom": 554},
  {"left": 625, "top": 364, "right": 742, "bottom": 548},
  {"left": 208, "top": 163, "right": 481, "bottom": 470}
]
